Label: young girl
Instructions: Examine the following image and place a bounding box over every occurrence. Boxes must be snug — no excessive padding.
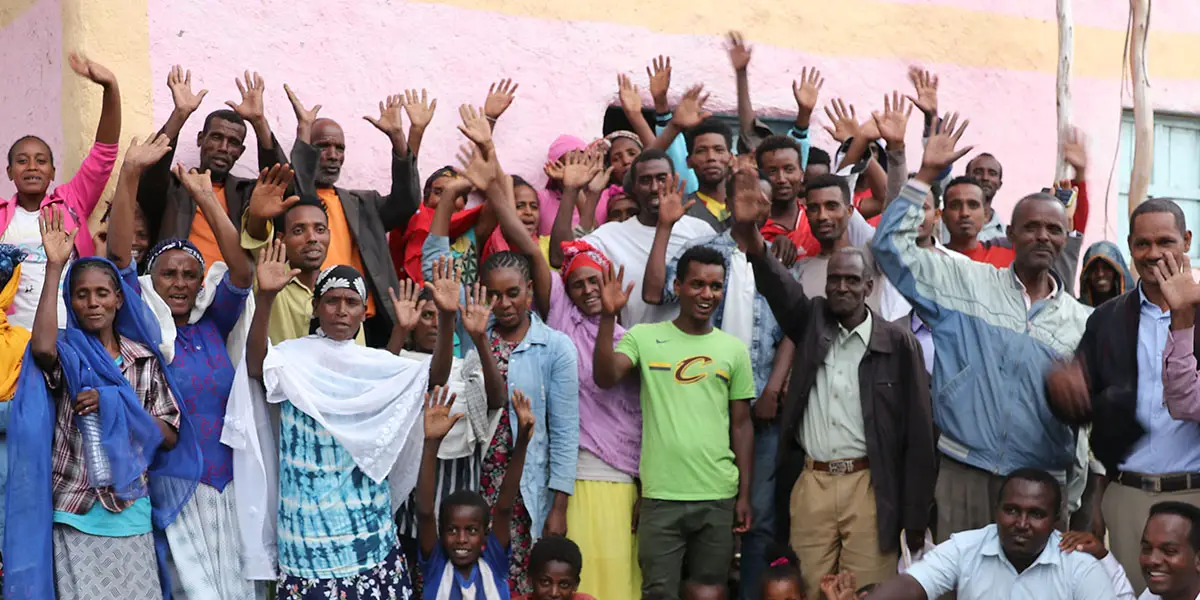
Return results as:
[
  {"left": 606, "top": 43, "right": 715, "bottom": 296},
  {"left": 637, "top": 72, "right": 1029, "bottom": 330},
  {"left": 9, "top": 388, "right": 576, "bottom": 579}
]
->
[
  {"left": 427, "top": 108, "right": 580, "bottom": 595},
  {"left": 514, "top": 536, "right": 597, "bottom": 600},
  {"left": 762, "top": 545, "right": 804, "bottom": 600}
]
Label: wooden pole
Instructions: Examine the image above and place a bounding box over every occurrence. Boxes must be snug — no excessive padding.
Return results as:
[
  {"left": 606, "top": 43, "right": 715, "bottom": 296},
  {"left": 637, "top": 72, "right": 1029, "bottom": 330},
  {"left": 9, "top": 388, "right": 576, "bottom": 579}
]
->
[
  {"left": 1055, "top": 0, "right": 1073, "bottom": 181},
  {"left": 1128, "top": 0, "right": 1153, "bottom": 216}
]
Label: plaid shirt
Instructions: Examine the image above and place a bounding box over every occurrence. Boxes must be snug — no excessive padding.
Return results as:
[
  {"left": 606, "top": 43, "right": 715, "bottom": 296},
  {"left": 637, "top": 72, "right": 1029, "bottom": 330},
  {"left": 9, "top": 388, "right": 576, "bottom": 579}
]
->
[{"left": 48, "top": 336, "right": 181, "bottom": 515}]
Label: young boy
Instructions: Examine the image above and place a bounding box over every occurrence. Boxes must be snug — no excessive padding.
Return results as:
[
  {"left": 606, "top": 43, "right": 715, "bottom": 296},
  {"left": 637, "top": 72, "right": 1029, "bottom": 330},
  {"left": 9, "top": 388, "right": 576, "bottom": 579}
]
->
[
  {"left": 418, "top": 385, "right": 534, "bottom": 600},
  {"left": 514, "top": 536, "right": 597, "bottom": 600}
]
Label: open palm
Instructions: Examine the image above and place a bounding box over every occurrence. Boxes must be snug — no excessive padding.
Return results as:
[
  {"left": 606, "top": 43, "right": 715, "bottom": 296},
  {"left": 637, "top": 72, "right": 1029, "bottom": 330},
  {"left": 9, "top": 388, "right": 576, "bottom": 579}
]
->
[
  {"left": 389, "top": 280, "right": 422, "bottom": 330},
  {"left": 256, "top": 239, "right": 299, "bottom": 293},
  {"left": 461, "top": 283, "right": 493, "bottom": 338},
  {"left": 424, "top": 386, "right": 462, "bottom": 440},
  {"left": 248, "top": 164, "right": 298, "bottom": 220},
  {"left": 426, "top": 257, "right": 463, "bottom": 313},
  {"left": 123, "top": 134, "right": 173, "bottom": 172},
  {"left": 599, "top": 264, "right": 633, "bottom": 316}
]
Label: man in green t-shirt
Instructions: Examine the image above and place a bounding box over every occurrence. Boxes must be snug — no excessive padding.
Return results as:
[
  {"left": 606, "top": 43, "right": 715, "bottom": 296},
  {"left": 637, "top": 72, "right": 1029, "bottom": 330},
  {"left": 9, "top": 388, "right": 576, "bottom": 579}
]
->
[{"left": 594, "top": 244, "right": 755, "bottom": 600}]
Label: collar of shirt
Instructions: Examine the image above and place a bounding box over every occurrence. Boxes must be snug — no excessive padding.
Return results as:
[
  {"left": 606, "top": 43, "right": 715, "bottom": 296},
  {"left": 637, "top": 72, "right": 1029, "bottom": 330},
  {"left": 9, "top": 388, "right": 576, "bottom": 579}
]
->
[
  {"left": 1138, "top": 282, "right": 1172, "bottom": 319},
  {"left": 837, "top": 310, "right": 873, "bottom": 345},
  {"left": 1014, "top": 271, "right": 1059, "bottom": 310},
  {"left": 979, "top": 527, "right": 1064, "bottom": 572},
  {"left": 910, "top": 311, "right": 929, "bottom": 335}
]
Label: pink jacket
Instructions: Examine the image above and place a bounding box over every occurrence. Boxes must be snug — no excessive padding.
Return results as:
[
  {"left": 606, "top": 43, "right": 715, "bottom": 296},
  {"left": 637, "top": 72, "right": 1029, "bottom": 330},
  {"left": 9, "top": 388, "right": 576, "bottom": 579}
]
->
[{"left": 1, "top": 141, "right": 119, "bottom": 258}]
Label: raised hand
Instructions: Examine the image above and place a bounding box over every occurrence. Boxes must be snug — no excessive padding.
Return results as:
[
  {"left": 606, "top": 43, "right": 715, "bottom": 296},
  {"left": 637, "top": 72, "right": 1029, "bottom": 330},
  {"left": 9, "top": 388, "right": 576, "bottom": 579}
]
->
[
  {"left": 424, "top": 385, "right": 463, "bottom": 441},
  {"left": 656, "top": 173, "right": 693, "bottom": 228},
  {"left": 1148, "top": 252, "right": 1200, "bottom": 310},
  {"left": 906, "top": 67, "right": 940, "bottom": 118},
  {"left": 247, "top": 164, "right": 298, "bottom": 221},
  {"left": 872, "top": 91, "right": 914, "bottom": 147},
  {"left": 544, "top": 159, "right": 565, "bottom": 183},
  {"left": 823, "top": 98, "right": 860, "bottom": 143},
  {"left": 40, "top": 206, "right": 78, "bottom": 266},
  {"left": 920, "top": 112, "right": 973, "bottom": 176},
  {"left": 283, "top": 84, "right": 321, "bottom": 128},
  {"left": 364, "top": 94, "right": 406, "bottom": 136},
  {"left": 484, "top": 79, "right": 519, "bottom": 122},
  {"left": 402, "top": 88, "right": 437, "bottom": 129},
  {"left": 256, "top": 238, "right": 300, "bottom": 293},
  {"left": 455, "top": 143, "right": 497, "bottom": 192},
  {"left": 562, "top": 152, "right": 601, "bottom": 190},
  {"left": 389, "top": 279, "right": 422, "bottom": 331},
  {"left": 461, "top": 282, "right": 493, "bottom": 339},
  {"left": 425, "top": 256, "right": 463, "bottom": 314},
  {"left": 167, "top": 64, "right": 207, "bottom": 115},
  {"left": 512, "top": 388, "right": 535, "bottom": 442},
  {"left": 647, "top": 55, "right": 672, "bottom": 110},
  {"left": 68, "top": 53, "right": 117, "bottom": 88},
  {"left": 121, "top": 134, "right": 173, "bottom": 173},
  {"left": 730, "top": 163, "right": 770, "bottom": 226},
  {"left": 457, "top": 104, "right": 493, "bottom": 149},
  {"left": 726, "top": 31, "right": 752, "bottom": 72},
  {"left": 792, "top": 66, "right": 824, "bottom": 114},
  {"left": 599, "top": 263, "right": 634, "bottom": 317},
  {"left": 1062, "top": 126, "right": 1089, "bottom": 179},
  {"left": 617, "top": 73, "right": 644, "bottom": 115},
  {"left": 172, "top": 163, "right": 214, "bottom": 199},
  {"left": 226, "top": 70, "right": 266, "bottom": 122},
  {"left": 671, "top": 84, "right": 712, "bottom": 130},
  {"left": 587, "top": 164, "right": 614, "bottom": 194}
]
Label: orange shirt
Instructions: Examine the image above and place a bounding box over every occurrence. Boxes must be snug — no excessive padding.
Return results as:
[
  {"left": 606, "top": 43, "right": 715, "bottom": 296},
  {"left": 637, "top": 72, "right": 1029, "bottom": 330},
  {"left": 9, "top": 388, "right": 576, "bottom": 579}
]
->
[
  {"left": 187, "top": 184, "right": 228, "bottom": 272},
  {"left": 957, "top": 243, "right": 1016, "bottom": 269},
  {"left": 318, "top": 188, "right": 376, "bottom": 316}
]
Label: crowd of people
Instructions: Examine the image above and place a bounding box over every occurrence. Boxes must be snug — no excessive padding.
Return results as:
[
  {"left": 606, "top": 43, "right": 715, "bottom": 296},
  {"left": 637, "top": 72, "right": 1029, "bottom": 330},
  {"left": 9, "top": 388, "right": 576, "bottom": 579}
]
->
[{"left": 2, "top": 30, "right": 1200, "bottom": 600}]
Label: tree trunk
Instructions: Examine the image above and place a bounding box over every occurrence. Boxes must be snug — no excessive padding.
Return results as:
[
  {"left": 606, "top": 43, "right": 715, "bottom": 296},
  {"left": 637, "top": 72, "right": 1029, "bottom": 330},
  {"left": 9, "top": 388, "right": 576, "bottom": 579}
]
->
[
  {"left": 1128, "top": 0, "right": 1153, "bottom": 216},
  {"left": 1056, "top": 0, "right": 1074, "bottom": 182}
]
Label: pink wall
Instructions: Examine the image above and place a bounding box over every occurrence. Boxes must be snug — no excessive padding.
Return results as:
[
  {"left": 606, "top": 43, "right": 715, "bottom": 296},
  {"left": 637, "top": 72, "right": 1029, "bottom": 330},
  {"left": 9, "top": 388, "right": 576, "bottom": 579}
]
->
[{"left": 0, "top": 0, "right": 63, "bottom": 199}]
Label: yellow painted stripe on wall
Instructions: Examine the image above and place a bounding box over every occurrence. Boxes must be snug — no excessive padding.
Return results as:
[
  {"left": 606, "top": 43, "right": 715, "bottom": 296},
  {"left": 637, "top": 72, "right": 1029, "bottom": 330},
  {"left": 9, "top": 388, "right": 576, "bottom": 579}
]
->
[
  {"left": 61, "top": 0, "right": 153, "bottom": 229},
  {"left": 411, "top": 0, "right": 1200, "bottom": 80}
]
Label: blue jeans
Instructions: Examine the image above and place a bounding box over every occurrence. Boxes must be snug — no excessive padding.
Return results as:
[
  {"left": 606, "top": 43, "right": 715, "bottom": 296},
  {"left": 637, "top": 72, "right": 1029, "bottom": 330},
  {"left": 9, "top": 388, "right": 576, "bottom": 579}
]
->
[{"left": 740, "top": 421, "right": 779, "bottom": 600}]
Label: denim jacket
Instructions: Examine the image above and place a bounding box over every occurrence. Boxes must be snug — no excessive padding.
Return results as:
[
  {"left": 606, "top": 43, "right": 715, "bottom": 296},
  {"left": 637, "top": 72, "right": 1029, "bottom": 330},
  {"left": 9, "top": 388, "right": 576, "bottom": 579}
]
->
[
  {"left": 662, "top": 231, "right": 798, "bottom": 398},
  {"left": 423, "top": 234, "right": 579, "bottom": 538}
]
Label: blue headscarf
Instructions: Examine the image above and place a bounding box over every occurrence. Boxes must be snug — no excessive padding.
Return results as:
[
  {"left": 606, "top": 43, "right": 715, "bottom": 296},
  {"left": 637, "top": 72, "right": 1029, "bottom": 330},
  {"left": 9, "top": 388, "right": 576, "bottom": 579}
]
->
[{"left": 4, "top": 257, "right": 201, "bottom": 600}]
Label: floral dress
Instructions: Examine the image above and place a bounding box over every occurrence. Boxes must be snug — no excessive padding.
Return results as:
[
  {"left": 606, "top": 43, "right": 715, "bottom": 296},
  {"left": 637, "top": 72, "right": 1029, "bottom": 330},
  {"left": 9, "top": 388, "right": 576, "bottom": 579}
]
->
[{"left": 478, "top": 332, "right": 534, "bottom": 596}]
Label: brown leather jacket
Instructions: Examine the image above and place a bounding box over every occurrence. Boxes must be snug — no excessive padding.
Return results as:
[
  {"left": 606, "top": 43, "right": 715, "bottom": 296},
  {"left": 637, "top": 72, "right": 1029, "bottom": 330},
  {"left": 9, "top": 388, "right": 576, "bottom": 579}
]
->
[{"left": 748, "top": 250, "right": 936, "bottom": 553}]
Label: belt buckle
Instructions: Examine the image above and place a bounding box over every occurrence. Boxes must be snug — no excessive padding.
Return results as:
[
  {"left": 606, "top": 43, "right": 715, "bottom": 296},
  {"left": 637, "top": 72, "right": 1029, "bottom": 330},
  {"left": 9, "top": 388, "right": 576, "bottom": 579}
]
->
[
  {"left": 1142, "top": 476, "right": 1162, "bottom": 493},
  {"left": 829, "top": 460, "right": 853, "bottom": 475}
]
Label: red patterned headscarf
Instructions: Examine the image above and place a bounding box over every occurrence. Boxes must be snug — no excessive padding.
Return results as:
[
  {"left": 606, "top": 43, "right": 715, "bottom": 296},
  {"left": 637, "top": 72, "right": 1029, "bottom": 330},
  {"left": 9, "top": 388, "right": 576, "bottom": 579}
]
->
[{"left": 560, "top": 240, "right": 611, "bottom": 281}]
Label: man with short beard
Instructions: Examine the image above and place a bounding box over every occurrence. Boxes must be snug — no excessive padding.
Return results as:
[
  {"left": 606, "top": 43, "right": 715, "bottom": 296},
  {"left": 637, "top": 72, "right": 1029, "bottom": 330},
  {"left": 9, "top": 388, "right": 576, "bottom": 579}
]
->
[
  {"left": 682, "top": 118, "right": 735, "bottom": 233},
  {"left": 138, "top": 67, "right": 286, "bottom": 268},
  {"left": 282, "top": 87, "right": 423, "bottom": 347}
]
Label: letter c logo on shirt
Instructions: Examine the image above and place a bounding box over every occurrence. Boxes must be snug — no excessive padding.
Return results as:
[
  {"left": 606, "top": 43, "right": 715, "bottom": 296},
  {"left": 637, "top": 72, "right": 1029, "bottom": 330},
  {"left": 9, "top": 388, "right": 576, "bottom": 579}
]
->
[{"left": 674, "top": 356, "right": 714, "bottom": 384}]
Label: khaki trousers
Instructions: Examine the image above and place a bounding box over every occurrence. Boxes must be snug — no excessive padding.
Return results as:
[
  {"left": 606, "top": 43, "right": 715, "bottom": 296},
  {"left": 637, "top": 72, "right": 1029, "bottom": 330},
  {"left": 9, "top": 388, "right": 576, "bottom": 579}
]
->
[
  {"left": 789, "top": 467, "right": 897, "bottom": 599},
  {"left": 1102, "top": 482, "right": 1200, "bottom": 595}
]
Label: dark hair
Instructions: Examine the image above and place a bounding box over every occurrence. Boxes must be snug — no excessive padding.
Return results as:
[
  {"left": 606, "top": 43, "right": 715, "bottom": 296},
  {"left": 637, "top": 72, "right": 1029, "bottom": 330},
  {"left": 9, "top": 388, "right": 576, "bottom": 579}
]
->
[
  {"left": 998, "top": 467, "right": 1063, "bottom": 518},
  {"left": 511, "top": 175, "right": 537, "bottom": 195},
  {"left": 676, "top": 245, "right": 726, "bottom": 283},
  {"left": 202, "top": 109, "right": 246, "bottom": 134},
  {"left": 7, "top": 135, "right": 54, "bottom": 167},
  {"left": 529, "top": 535, "right": 583, "bottom": 580},
  {"left": 481, "top": 250, "right": 532, "bottom": 283},
  {"left": 68, "top": 259, "right": 122, "bottom": 296},
  {"left": 761, "top": 543, "right": 802, "bottom": 590},
  {"left": 807, "top": 146, "right": 831, "bottom": 168},
  {"left": 1149, "top": 501, "right": 1200, "bottom": 551},
  {"left": 275, "top": 193, "right": 328, "bottom": 232},
  {"left": 438, "top": 489, "right": 491, "bottom": 531},
  {"left": 755, "top": 135, "right": 803, "bottom": 169},
  {"left": 943, "top": 175, "right": 985, "bottom": 201},
  {"left": 685, "top": 117, "right": 733, "bottom": 154},
  {"left": 1011, "top": 192, "right": 1066, "bottom": 228},
  {"left": 624, "top": 149, "right": 675, "bottom": 197},
  {"left": 804, "top": 173, "right": 851, "bottom": 204},
  {"left": 423, "top": 166, "right": 459, "bottom": 199},
  {"left": 966, "top": 152, "right": 1003, "bottom": 179},
  {"left": 1131, "top": 197, "right": 1188, "bottom": 236},
  {"left": 683, "top": 577, "right": 728, "bottom": 600}
]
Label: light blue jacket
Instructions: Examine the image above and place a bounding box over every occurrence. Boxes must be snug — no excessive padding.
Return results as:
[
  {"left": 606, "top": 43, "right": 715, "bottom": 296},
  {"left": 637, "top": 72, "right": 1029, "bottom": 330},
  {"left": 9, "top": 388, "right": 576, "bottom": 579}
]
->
[
  {"left": 422, "top": 234, "right": 579, "bottom": 538},
  {"left": 871, "top": 180, "right": 1093, "bottom": 479}
]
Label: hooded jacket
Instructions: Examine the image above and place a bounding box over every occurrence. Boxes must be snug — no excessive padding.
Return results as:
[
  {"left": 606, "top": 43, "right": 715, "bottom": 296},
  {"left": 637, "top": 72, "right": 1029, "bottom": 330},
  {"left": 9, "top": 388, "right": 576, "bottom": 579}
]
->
[{"left": 1079, "top": 241, "right": 1135, "bottom": 307}]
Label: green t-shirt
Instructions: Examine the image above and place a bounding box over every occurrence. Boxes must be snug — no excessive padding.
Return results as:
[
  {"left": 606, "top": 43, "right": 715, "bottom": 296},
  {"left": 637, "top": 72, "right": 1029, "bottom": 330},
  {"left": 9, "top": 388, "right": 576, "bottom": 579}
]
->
[{"left": 616, "top": 321, "right": 755, "bottom": 501}]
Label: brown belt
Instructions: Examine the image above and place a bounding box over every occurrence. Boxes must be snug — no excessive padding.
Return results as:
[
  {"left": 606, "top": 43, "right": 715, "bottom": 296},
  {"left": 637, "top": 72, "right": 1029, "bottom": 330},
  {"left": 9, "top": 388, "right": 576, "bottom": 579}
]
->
[
  {"left": 1112, "top": 471, "right": 1200, "bottom": 493},
  {"left": 807, "top": 457, "right": 870, "bottom": 475}
]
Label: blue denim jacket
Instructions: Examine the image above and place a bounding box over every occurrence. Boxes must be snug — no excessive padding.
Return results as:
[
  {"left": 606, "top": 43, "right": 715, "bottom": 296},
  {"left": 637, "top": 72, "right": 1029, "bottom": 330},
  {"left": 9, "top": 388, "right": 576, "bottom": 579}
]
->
[
  {"left": 422, "top": 234, "right": 580, "bottom": 538},
  {"left": 662, "top": 231, "right": 796, "bottom": 398}
]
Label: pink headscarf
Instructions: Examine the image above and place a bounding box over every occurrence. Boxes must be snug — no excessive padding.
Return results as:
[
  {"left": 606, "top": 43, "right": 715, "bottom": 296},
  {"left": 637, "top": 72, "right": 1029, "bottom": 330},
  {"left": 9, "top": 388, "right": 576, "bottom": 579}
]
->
[
  {"left": 537, "top": 135, "right": 594, "bottom": 236},
  {"left": 547, "top": 134, "right": 588, "bottom": 162}
]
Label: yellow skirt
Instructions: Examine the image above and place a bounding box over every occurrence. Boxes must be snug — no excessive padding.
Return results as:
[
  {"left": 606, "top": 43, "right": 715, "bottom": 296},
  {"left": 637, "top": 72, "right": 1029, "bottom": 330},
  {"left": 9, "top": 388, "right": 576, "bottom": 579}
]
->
[{"left": 566, "top": 479, "right": 642, "bottom": 600}]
